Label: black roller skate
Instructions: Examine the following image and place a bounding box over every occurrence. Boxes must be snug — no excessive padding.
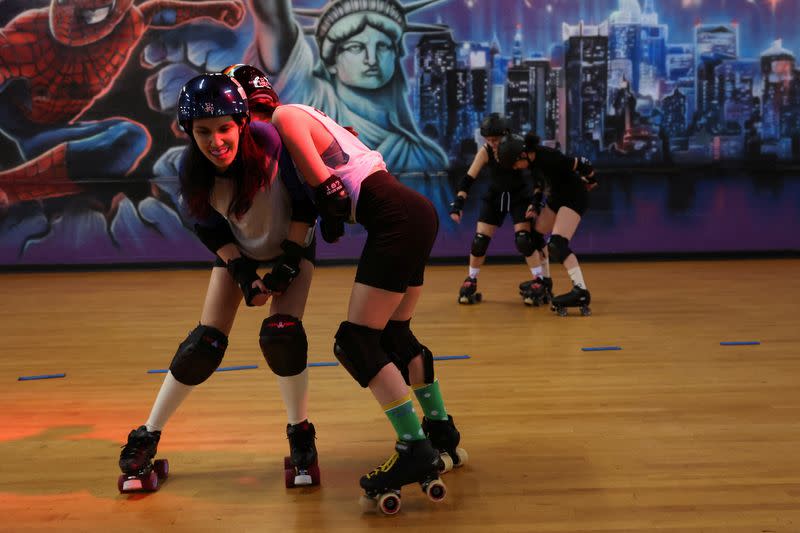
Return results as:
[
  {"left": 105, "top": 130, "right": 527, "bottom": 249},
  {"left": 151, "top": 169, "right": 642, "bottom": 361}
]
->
[
  {"left": 284, "top": 420, "right": 321, "bottom": 487},
  {"left": 551, "top": 285, "right": 591, "bottom": 317},
  {"left": 118, "top": 425, "right": 168, "bottom": 493},
  {"left": 458, "top": 276, "right": 482, "bottom": 304},
  {"left": 359, "top": 439, "right": 447, "bottom": 515},
  {"left": 519, "top": 276, "right": 553, "bottom": 307},
  {"left": 422, "top": 415, "right": 468, "bottom": 473}
]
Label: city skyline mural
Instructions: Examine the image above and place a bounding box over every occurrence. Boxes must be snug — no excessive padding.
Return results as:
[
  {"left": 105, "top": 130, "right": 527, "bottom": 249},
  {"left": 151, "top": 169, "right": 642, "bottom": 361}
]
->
[{"left": 0, "top": 0, "right": 798, "bottom": 266}]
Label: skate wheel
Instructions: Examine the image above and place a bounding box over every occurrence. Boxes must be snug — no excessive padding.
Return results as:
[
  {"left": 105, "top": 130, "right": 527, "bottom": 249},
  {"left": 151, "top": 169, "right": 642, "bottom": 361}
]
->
[
  {"left": 581, "top": 306, "right": 592, "bottom": 316},
  {"left": 424, "top": 479, "right": 447, "bottom": 502},
  {"left": 454, "top": 447, "right": 469, "bottom": 467},
  {"left": 377, "top": 492, "right": 402, "bottom": 515},
  {"left": 117, "top": 474, "right": 127, "bottom": 493},
  {"left": 154, "top": 459, "right": 169, "bottom": 480},
  {"left": 438, "top": 453, "right": 454, "bottom": 474},
  {"left": 474, "top": 293, "right": 482, "bottom": 302},
  {"left": 557, "top": 307, "right": 568, "bottom": 317},
  {"left": 284, "top": 456, "right": 292, "bottom": 470},
  {"left": 458, "top": 296, "right": 468, "bottom": 304}
]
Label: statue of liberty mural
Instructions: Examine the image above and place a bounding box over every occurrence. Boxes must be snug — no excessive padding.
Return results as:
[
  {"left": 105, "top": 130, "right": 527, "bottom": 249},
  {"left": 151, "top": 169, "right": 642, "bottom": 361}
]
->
[{"left": 245, "top": 0, "right": 449, "bottom": 173}]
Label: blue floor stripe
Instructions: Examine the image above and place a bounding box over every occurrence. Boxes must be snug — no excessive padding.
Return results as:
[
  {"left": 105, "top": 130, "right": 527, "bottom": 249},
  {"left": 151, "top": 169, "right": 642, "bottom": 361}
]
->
[
  {"left": 720, "top": 341, "right": 760, "bottom": 346},
  {"left": 216, "top": 365, "right": 258, "bottom": 372},
  {"left": 433, "top": 355, "right": 471, "bottom": 361},
  {"left": 308, "top": 361, "right": 339, "bottom": 367},
  {"left": 18, "top": 373, "right": 66, "bottom": 381},
  {"left": 581, "top": 346, "right": 622, "bottom": 352}
]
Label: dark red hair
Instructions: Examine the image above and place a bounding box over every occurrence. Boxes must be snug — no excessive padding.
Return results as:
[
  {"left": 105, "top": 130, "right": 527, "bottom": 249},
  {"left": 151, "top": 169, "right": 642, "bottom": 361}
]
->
[{"left": 179, "top": 120, "right": 273, "bottom": 219}]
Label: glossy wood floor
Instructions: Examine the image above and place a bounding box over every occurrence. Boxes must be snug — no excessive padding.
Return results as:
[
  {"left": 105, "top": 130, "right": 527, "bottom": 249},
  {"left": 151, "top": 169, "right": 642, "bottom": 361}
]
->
[{"left": 1, "top": 260, "right": 799, "bottom": 532}]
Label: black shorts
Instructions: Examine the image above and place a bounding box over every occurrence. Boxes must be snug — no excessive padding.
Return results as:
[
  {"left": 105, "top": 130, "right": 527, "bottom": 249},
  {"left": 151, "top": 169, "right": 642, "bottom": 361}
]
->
[
  {"left": 212, "top": 236, "right": 317, "bottom": 268},
  {"left": 478, "top": 187, "right": 530, "bottom": 227},
  {"left": 354, "top": 170, "right": 439, "bottom": 293},
  {"left": 546, "top": 175, "right": 588, "bottom": 216}
]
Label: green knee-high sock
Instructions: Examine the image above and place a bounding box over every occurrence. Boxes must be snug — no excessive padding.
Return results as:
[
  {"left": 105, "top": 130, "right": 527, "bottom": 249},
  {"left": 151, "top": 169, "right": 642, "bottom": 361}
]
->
[
  {"left": 412, "top": 380, "right": 449, "bottom": 421},
  {"left": 383, "top": 394, "right": 425, "bottom": 441}
]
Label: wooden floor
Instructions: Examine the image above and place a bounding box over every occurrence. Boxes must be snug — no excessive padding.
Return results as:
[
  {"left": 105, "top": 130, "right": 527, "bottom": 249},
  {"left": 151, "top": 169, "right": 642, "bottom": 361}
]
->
[{"left": 1, "top": 259, "right": 799, "bottom": 532}]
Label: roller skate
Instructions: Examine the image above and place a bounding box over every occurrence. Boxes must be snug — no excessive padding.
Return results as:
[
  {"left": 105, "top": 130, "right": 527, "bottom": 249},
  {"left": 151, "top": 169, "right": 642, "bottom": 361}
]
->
[
  {"left": 551, "top": 285, "right": 591, "bottom": 317},
  {"left": 458, "top": 276, "right": 482, "bottom": 304},
  {"left": 519, "top": 276, "right": 553, "bottom": 307},
  {"left": 422, "top": 415, "right": 468, "bottom": 473},
  {"left": 118, "top": 425, "right": 169, "bottom": 493},
  {"left": 284, "top": 420, "right": 321, "bottom": 487},
  {"left": 359, "top": 439, "right": 447, "bottom": 515}
]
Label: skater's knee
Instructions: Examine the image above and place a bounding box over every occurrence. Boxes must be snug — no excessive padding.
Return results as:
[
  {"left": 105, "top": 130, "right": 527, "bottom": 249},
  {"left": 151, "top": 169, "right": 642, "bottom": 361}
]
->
[
  {"left": 259, "top": 314, "right": 308, "bottom": 377},
  {"left": 514, "top": 230, "right": 535, "bottom": 257},
  {"left": 169, "top": 324, "right": 228, "bottom": 385},
  {"left": 334, "top": 321, "right": 391, "bottom": 388},
  {"left": 470, "top": 233, "right": 491, "bottom": 257},
  {"left": 380, "top": 320, "right": 434, "bottom": 385},
  {"left": 548, "top": 234, "right": 573, "bottom": 264}
]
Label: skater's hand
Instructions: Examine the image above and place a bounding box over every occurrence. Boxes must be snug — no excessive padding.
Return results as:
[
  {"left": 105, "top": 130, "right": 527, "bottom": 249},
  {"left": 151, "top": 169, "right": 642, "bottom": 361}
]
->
[
  {"left": 581, "top": 175, "right": 598, "bottom": 191},
  {"left": 449, "top": 195, "right": 465, "bottom": 223},
  {"left": 249, "top": 279, "right": 272, "bottom": 306},
  {"left": 525, "top": 204, "right": 536, "bottom": 220}
]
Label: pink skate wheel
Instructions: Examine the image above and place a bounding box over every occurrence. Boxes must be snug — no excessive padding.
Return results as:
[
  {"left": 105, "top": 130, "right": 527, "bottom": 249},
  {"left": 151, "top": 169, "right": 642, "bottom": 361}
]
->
[
  {"left": 154, "top": 459, "right": 169, "bottom": 480},
  {"left": 377, "top": 492, "right": 401, "bottom": 515}
]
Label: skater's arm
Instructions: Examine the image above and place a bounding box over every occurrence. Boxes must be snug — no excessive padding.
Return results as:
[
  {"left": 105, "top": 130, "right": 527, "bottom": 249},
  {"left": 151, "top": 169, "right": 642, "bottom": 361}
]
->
[{"left": 450, "top": 149, "right": 486, "bottom": 222}]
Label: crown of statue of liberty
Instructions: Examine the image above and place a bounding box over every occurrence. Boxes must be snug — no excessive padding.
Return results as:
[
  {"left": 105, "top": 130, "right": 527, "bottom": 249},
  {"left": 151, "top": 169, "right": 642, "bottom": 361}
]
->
[{"left": 295, "top": 0, "right": 447, "bottom": 47}]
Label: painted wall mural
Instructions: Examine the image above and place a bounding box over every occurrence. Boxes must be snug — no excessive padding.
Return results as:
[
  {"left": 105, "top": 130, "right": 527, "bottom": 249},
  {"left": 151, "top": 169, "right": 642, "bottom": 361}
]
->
[{"left": 1, "top": 0, "right": 798, "bottom": 265}]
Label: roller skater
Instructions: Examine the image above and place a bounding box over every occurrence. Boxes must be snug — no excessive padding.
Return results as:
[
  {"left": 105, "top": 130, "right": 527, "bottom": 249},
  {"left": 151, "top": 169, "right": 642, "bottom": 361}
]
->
[
  {"left": 272, "top": 93, "right": 466, "bottom": 514},
  {"left": 498, "top": 132, "right": 598, "bottom": 317},
  {"left": 450, "top": 113, "right": 543, "bottom": 304},
  {"left": 118, "top": 70, "right": 322, "bottom": 493}
]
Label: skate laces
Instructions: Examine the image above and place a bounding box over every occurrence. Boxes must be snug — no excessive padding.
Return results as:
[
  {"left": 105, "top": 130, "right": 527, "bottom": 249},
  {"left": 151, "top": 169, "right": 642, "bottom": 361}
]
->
[{"left": 366, "top": 452, "right": 399, "bottom": 479}]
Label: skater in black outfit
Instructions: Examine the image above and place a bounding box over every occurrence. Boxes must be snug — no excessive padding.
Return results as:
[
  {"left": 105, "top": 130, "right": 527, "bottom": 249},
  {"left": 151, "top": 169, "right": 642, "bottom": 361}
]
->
[
  {"left": 273, "top": 99, "right": 466, "bottom": 515},
  {"left": 118, "top": 72, "right": 321, "bottom": 492},
  {"left": 498, "top": 132, "right": 598, "bottom": 316},
  {"left": 449, "top": 113, "right": 543, "bottom": 304}
]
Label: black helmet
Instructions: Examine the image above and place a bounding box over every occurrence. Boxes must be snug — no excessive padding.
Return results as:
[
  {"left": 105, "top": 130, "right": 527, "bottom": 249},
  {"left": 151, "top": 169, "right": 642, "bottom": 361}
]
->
[
  {"left": 177, "top": 73, "right": 249, "bottom": 133},
  {"left": 497, "top": 133, "right": 526, "bottom": 170},
  {"left": 480, "top": 113, "right": 510, "bottom": 137},
  {"left": 524, "top": 131, "right": 541, "bottom": 151},
  {"left": 223, "top": 64, "right": 280, "bottom": 115}
]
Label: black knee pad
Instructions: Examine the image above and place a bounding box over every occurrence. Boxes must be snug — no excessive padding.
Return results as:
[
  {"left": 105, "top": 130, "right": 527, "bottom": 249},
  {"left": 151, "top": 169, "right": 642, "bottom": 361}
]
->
[
  {"left": 259, "top": 314, "right": 308, "bottom": 377},
  {"left": 334, "top": 321, "right": 391, "bottom": 388},
  {"left": 169, "top": 324, "right": 228, "bottom": 386},
  {"left": 548, "top": 234, "right": 573, "bottom": 264},
  {"left": 381, "top": 319, "right": 435, "bottom": 385},
  {"left": 514, "top": 230, "right": 535, "bottom": 257},
  {"left": 531, "top": 230, "right": 546, "bottom": 253},
  {"left": 470, "top": 233, "right": 491, "bottom": 257}
]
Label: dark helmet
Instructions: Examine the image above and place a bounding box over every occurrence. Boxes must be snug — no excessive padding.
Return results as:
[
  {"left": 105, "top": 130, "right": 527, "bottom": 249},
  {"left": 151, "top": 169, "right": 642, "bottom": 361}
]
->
[
  {"left": 177, "top": 73, "right": 249, "bottom": 133},
  {"left": 222, "top": 63, "right": 280, "bottom": 115},
  {"left": 524, "top": 131, "right": 541, "bottom": 151},
  {"left": 497, "top": 133, "right": 527, "bottom": 170},
  {"left": 480, "top": 113, "right": 510, "bottom": 137}
]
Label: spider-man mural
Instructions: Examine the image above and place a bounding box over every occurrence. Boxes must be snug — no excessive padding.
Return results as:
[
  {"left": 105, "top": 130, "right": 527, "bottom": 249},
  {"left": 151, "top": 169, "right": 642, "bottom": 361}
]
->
[{"left": 0, "top": 0, "right": 244, "bottom": 214}]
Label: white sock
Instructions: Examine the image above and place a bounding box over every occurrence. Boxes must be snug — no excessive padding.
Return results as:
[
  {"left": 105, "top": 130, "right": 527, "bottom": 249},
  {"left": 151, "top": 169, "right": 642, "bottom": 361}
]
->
[
  {"left": 468, "top": 267, "right": 480, "bottom": 279},
  {"left": 567, "top": 266, "right": 587, "bottom": 290},
  {"left": 541, "top": 258, "right": 550, "bottom": 278},
  {"left": 145, "top": 371, "right": 194, "bottom": 432},
  {"left": 277, "top": 369, "right": 309, "bottom": 425},
  {"left": 531, "top": 266, "right": 543, "bottom": 278}
]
